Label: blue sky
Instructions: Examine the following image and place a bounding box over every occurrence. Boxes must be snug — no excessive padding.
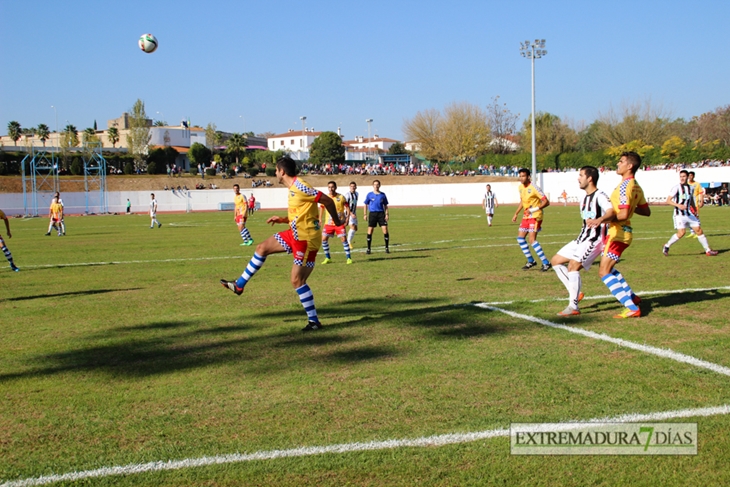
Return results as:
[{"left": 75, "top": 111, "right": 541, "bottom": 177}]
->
[{"left": 1, "top": 0, "right": 728, "bottom": 141}]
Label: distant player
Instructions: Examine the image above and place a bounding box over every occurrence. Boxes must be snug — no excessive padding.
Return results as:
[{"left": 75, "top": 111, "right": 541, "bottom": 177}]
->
[
  {"left": 550, "top": 166, "right": 613, "bottom": 316},
  {"left": 1, "top": 208, "right": 20, "bottom": 272},
  {"left": 220, "top": 156, "right": 344, "bottom": 331},
  {"left": 233, "top": 184, "right": 253, "bottom": 246},
  {"left": 344, "top": 182, "right": 359, "bottom": 248},
  {"left": 686, "top": 171, "right": 704, "bottom": 238},
  {"left": 46, "top": 197, "right": 63, "bottom": 236},
  {"left": 363, "top": 180, "right": 390, "bottom": 254},
  {"left": 561, "top": 189, "right": 568, "bottom": 206},
  {"left": 662, "top": 170, "right": 717, "bottom": 257},
  {"left": 54, "top": 192, "right": 66, "bottom": 235},
  {"left": 248, "top": 193, "right": 256, "bottom": 216},
  {"left": 588, "top": 151, "right": 651, "bottom": 319},
  {"left": 511, "top": 168, "right": 551, "bottom": 271},
  {"left": 149, "top": 193, "right": 162, "bottom": 228},
  {"left": 483, "top": 184, "right": 498, "bottom": 226},
  {"left": 320, "top": 181, "right": 352, "bottom": 264},
  {"left": 126, "top": 199, "right": 131, "bottom": 214}
]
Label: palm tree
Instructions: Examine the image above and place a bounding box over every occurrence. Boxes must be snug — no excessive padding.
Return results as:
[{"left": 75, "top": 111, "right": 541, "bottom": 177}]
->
[
  {"left": 226, "top": 133, "right": 247, "bottom": 165},
  {"left": 83, "top": 127, "right": 97, "bottom": 145},
  {"left": 108, "top": 126, "right": 119, "bottom": 148},
  {"left": 37, "top": 124, "right": 50, "bottom": 147},
  {"left": 63, "top": 124, "right": 79, "bottom": 148},
  {"left": 7, "top": 121, "right": 21, "bottom": 147}
]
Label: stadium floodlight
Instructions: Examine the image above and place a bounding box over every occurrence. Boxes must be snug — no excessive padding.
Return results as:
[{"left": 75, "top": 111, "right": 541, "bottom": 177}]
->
[
  {"left": 366, "top": 119, "right": 373, "bottom": 160},
  {"left": 300, "top": 116, "right": 307, "bottom": 154},
  {"left": 519, "top": 38, "right": 548, "bottom": 177}
]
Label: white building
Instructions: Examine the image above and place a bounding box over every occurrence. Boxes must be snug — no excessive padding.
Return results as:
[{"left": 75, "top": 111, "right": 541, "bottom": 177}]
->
[{"left": 267, "top": 129, "right": 322, "bottom": 158}]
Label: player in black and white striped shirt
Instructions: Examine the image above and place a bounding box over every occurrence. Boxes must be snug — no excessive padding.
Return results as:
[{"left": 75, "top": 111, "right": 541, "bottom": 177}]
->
[
  {"left": 662, "top": 170, "right": 717, "bottom": 256},
  {"left": 482, "top": 184, "right": 498, "bottom": 226},
  {"left": 344, "top": 182, "right": 359, "bottom": 248},
  {"left": 550, "top": 166, "right": 614, "bottom": 316}
]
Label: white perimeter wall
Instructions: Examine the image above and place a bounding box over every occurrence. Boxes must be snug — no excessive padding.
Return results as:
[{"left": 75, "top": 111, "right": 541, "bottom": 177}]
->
[{"left": 1, "top": 167, "right": 728, "bottom": 215}]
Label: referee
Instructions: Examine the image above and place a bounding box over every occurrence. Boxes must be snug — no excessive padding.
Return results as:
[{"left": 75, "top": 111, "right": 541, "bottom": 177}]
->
[{"left": 363, "top": 180, "right": 390, "bottom": 254}]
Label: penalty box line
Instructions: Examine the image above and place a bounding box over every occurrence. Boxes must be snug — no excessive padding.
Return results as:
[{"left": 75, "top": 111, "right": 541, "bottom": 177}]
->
[
  {"left": 473, "top": 303, "right": 730, "bottom": 378},
  {"left": 2, "top": 405, "right": 729, "bottom": 487}
]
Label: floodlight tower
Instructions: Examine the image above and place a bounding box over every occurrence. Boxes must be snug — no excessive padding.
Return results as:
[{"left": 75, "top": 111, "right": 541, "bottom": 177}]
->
[
  {"left": 520, "top": 39, "right": 547, "bottom": 177},
  {"left": 300, "top": 116, "right": 307, "bottom": 159},
  {"left": 366, "top": 118, "right": 373, "bottom": 160}
]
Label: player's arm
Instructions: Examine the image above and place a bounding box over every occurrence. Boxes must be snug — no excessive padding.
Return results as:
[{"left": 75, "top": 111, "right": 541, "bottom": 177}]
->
[
  {"left": 634, "top": 204, "right": 651, "bottom": 217},
  {"left": 319, "top": 194, "right": 344, "bottom": 227},
  {"left": 512, "top": 204, "right": 523, "bottom": 222},
  {"left": 3, "top": 216, "right": 11, "bottom": 238},
  {"left": 494, "top": 196, "right": 499, "bottom": 207},
  {"left": 586, "top": 207, "right": 616, "bottom": 228},
  {"left": 665, "top": 193, "right": 684, "bottom": 211},
  {"left": 383, "top": 203, "right": 389, "bottom": 222},
  {"left": 538, "top": 196, "right": 550, "bottom": 210},
  {"left": 266, "top": 215, "right": 289, "bottom": 225},
  {"left": 318, "top": 204, "right": 325, "bottom": 227}
]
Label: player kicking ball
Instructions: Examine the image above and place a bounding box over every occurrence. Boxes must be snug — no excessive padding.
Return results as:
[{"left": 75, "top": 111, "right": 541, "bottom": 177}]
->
[
  {"left": 220, "top": 156, "right": 344, "bottom": 331},
  {"left": 320, "top": 181, "right": 353, "bottom": 265},
  {"left": 551, "top": 166, "right": 613, "bottom": 316}
]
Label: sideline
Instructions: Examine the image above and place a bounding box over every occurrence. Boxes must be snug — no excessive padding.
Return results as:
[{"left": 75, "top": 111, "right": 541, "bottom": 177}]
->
[{"left": 2, "top": 405, "right": 728, "bottom": 487}]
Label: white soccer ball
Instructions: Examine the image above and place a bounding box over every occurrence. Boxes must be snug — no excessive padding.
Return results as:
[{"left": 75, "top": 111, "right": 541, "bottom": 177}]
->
[{"left": 138, "top": 34, "right": 158, "bottom": 54}]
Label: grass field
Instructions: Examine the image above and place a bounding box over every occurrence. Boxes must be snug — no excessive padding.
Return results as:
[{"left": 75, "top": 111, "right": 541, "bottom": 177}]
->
[{"left": 1, "top": 203, "right": 729, "bottom": 486}]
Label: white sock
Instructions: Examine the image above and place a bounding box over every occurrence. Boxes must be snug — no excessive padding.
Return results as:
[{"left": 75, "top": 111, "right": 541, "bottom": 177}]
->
[
  {"left": 347, "top": 229, "right": 355, "bottom": 244},
  {"left": 568, "top": 271, "right": 581, "bottom": 310},
  {"left": 666, "top": 234, "right": 680, "bottom": 247},
  {"left": 487, "top": 215, "right": 493, "bottom": 225},
  {"left": 553, "top": 265, "right": 570, "bottom": 293},
  {"left": 698, "top": 234, "right": 711, "bottom": 251}
]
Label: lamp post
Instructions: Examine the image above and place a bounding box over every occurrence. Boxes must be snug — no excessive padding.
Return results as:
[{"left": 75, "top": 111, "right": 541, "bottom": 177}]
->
[
  {"left": 366, "top": 118, "right": 373, "bottom": 161},
  {"left": 51, "top": 105, "right": 58, "bottom": 148},
  {"left": 300, "top": 116, "right": 307, "bottom": 159},
  {"left": 156, "top": 111, "right": 164, "bottom": 125},
  {"left": 520, "top": 39, "right": 547, "bottom": 177}
]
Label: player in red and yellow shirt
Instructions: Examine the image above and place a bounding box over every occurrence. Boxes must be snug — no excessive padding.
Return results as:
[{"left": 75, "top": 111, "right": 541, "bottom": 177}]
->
[
  {"left": 512, "top": 168, "right": 551, "bottom": 271},
  {"left": 687, "top": 171, "right": 704, "bottom": 238},
  {"left": 587, "top": 151, "right": 651, "bottom": 319},
  {"left": 233, "top": 184, "right": 253, "bottom": 246},
  {"left": 319, "top": 181, "right": 352, "bottom": 265},
  {"left": 46, "top": 199, "right": 63, "bottom": 236},
  {"left": 221, "top": 156, "right": 344, "bottom": 331}
]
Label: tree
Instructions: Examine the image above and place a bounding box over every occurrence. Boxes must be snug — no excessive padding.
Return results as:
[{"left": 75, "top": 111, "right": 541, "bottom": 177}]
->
[
  {"left": 83, "top": 127, "right": 98, "bottom": 145},
  {"left": 486, "top": 96, "right": 520, "bottom": 154},
  {"left": 589, "top": 100, "right": 674, "bottom": 150},
  {"left": 521, "top": 112, "right": 577, "bottom": 155},
  {"left": 153, "top": 120, "right": 166, "bottom": 127},
  {"left": 205, "top": 123, "right": 218, "bottom": 149},
  {"left": 188, "top": 142, "right": 211, "bottom": 168},
  {"left": 108, "top": 126, "right": 119, "bottom": 148},
  {"left": 661, "top": 136, "right": 686, "bottom": 161},
  {"left": 439, "top": 102, "right": 491, "bottom": 163},
  {"left": 37, "top": 124, "right": 50, "bottom": 147},
  {"left": 226, "top": 133, "right": 247, "bottom": 165},
  {"left": 61, "top": 124, "right": 79, "bottom": 148},
  {"left": 403, "top": 108, "right": 443, "bottom": 161},
  {"left": 387, "top": 141, "right": 409, "bottom": 155},
  {"left": 7, "top": 121, "right": 21, "bottom": 147},
  {"left": 308, "top": 131, "right": 344, "bottom": 166},
  {"left": 690, "top": 105, "right": 730, "bottom": 147},
  {"left": 127, "top": 99, "right": 151, "bottom": 168}
]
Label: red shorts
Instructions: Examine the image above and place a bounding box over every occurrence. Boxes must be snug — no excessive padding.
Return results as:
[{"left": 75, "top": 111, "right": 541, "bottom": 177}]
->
[
  {"left": 519, "top": 218, "right": 542, "bottom": 233},
  {"left": 235, "top": 214, "right": 247, "bottom": 225},
  {"left": 323, "top": 223, "right": 346, "bottom": 238},
  {"left": 274, "top": 229, "right": 318, "bottom": 267},
  {"left": 603, "top": 239, "right": 630, "bottom": 262}
]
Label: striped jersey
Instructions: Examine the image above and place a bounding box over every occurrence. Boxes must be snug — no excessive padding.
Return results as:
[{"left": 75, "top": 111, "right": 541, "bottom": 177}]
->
[
  {"left": 668, "top": 183, "right": 696, "bottom": 216},
  {"left": 484, "top": 191, "right": 497, "bottom": 211},
  {"left": 575, "top": 190, "right": 612, "bottom": 243},
  {"left": 344, "top": 190, "right": 359, "bottom": 213}
]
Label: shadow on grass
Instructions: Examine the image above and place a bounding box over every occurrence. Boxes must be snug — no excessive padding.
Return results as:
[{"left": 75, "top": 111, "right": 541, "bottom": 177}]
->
[
  {"left": 581, "top": 289, "right": 729, "bottom": 317},
  {"left": 363, "top": 255, "right": 431, "bottom": 262},
  {"left": 0, "top": 288, "right": 142, "bottom": 303},
  {"left": 0, "top": 297, "right": 505, "bottom": 382}
]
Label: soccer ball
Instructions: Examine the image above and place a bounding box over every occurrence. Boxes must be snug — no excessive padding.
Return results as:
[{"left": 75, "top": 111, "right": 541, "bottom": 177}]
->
[{"left": 138, "top": 34, "right": 158, "bottom": 54}]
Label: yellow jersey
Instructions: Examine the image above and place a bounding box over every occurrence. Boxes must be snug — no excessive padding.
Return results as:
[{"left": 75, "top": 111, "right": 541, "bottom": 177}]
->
[
  {"left": 288, "top": 177, "right": 323, "bottom": 243},
  {"left": 688, "top": 181, "right": 703, "bottom": 208},
  {"left": 320, "top": 193, "right": 347, "bottom": 226},
  {"left": 50, "top": 202, "right": 63, "bottom": 218},
  {"left": 608, "top": 177, "right": 647, "bottom": 245},
  {"left": 519, "top": 182, "right": 547, "bottom": 221},
  {"left": 234, "top": 193, "right": 247, "bottom": 216}
]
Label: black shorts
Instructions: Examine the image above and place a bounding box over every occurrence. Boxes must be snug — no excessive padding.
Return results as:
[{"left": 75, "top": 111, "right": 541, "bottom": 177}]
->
[{"left": 368, "top": 211, "right": 387, "bottom": 227}]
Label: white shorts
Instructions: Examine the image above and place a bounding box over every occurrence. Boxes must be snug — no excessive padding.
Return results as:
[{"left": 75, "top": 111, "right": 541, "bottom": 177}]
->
[
  {"left": 673, "top": 214, "right": 700, "bottom": 229},
  {"left": 485, "top": 207, "right": 495, "bottom": 215},
  {"left": 150, "top": 211, "right": 156, "bottom": 218},
  {"left": 557, "top": 239, "right": 604, "bottom": 271},
  {"left": 349, "top": 214, "right": 358, "bottom": 226}
]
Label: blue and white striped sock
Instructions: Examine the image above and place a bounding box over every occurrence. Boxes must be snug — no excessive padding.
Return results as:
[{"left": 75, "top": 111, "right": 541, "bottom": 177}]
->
[
  {"left": 296, "top": 284, "right": 319, "bottom": 323},
  {"left": 517, "top": 237, "right": 534, "bottom": 262},
  {"left": 236, "top": 252, "right": 266, "bottom": 288},
  {"left": 531, "top": 241, "right": 549, "bottom": 265},
  {"left": 602, "top": 272, "right": 638, "bottom": 311},
  {"left": 240, "top": 227, "right": 252, "bottom": 242},
  {"left": 2, "top": 245, "right": 14, "bottom": 267},
  {"left": 343, "top": 240, "right": 351, "bottom": 259},
  {"left": 322, "top": 240, "right": 331, "bottom": 259}
]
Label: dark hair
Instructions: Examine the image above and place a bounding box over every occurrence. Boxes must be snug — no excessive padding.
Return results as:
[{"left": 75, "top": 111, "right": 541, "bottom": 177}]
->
[
  {"left": 373, "top": 179, "right": 381, "bottom": 185},
  {"left": 580, "top": 165, "right": 600, "bottom": 185},
  {"left": 275, "top": 155, "right": 298, "bottom": 176},
  {"left": 233, "top": 184, "right": 240, "bottom": 189},
  {"left": 621, "top": 151, "right": 642, "bottom": 173},
  {"left": 328, "top": 181, "right": 337, "bottom": 188},
  {"left": 518, "top": 168, "right": 531, "bottom": 177},
  {"left": 350, "top": 181, "right": 356, "bottom": 186},
  {"left": 688, "top": 171, "right": 695, "bottom": 177},
  {"left": 679, "top": 169, "right": 689, "bottom": 176}
]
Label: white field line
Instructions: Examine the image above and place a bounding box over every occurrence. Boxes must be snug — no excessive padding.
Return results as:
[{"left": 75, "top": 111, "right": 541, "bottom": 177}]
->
[
  {"left": 21, "top": 255, "right": 244, "bottom": 270},
  {"left": 2, "top": 405, "right": 728, "bottom": 487},
  {"left": 476, "top": 304, "right": 730, "bottom": 377},
  {"left": 479, "top": 285, "right": 730, "bottom": 306}
]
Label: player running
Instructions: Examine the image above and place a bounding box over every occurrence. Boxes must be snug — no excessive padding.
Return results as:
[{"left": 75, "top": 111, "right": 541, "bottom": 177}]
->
[
  {"left": 149, "top": 193, "right": 162, "bottom": 228},
  {"left": 1, "top": 208, "right": 20, "bottom": 272},
  {"left": 233, "top": 184, "right": 253, "bottom": 246},
  {"left": 550, "top": 166, "right": 613, "bottom": 316},
  {"left": 512, "top": 168, "right": 551, "bottom": 271},
  {"left": 220, "top": 156, "right": 344, "bottom": 331},
  {"left": 662, "top": 170, "right": 718, "bottom": 257},
  {"left": 320, "top": 181, "right": 352, "bottom": 265},
  {"left": 344, "top": 182, "right": 359, "bottom": 248},
  {"left": 483, "top": 184, "right": 498, "bottom": 226},
  {"left": 587, "top": 151, "right": 650, "bottom": 319}
]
